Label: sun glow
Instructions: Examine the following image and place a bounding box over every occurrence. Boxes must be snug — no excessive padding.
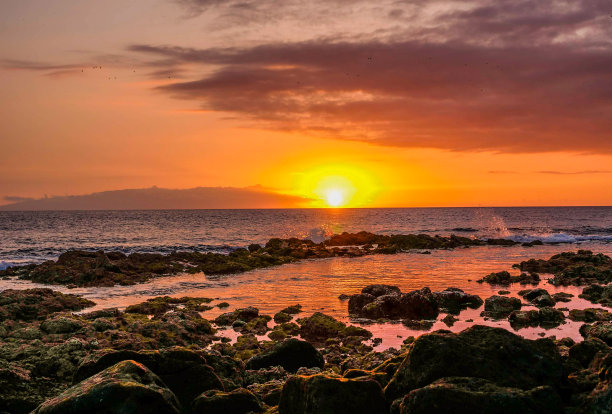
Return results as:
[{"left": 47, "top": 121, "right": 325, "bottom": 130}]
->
[
  {"left": 325, "top": 189, "right": 345, "bottom": 207},
  {"left": 291, "top": 163, "right": 381, "bottom": 208}
]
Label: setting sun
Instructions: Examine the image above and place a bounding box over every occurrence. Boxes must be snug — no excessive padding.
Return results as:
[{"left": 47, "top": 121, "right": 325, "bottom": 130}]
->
[{"left": 325, "top": 189, "right": 345, "bottom": 207}]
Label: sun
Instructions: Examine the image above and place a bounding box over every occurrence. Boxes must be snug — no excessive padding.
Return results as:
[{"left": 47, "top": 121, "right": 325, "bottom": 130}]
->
[{"left": 325, "top": 189, "right": 345, "bottom": 207}]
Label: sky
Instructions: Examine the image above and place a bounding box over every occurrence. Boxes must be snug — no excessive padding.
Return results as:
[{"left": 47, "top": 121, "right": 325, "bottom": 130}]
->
[{"left": 1, "top": 0, "right": 611, "bottom": 208}]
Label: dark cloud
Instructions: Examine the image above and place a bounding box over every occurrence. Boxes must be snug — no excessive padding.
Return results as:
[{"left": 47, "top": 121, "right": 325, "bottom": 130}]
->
[
  {"left": 3, "top": 196, "right": 34, "bottom": 202},
  {"left": 0, "top": 187, "right": 311, "bottom": 211},
  {"left": 131, "top": 36, "right": 612, "bottom": 153}
]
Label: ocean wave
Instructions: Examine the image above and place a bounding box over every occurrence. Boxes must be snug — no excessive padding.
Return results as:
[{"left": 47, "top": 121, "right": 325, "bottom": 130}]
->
[{"left": 506, "top": 233, "right": 612, "bottom": 243}]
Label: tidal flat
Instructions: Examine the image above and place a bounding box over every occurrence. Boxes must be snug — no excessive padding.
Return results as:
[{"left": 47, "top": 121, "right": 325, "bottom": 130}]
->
[{"left": 0, "top": 233, "right": 610, "bottom": 413}]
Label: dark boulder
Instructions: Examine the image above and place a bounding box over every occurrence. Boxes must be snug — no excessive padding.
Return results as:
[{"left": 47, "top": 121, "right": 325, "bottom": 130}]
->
[
  {"left": 384, "top": 325, "right": 565, "bottom": 402},
  {"left": 395, "top": 377, "right": 563, "bottom": 414},
  {"left": 579, "top": 284, "right": 612, "bottom": 307},
  {"left": 32, "top": 360, "right": 180, "bottom": 414},
  {"left": 73, "top": 348, "right": 224, "bottom": 412},
  {"left": 0, "top": 288, "right": 94, "bottom": 322},
  {"left": 569, "top": 338, "right": 611, "bottom": 368},
  {"left": 279, "top": 374, "right": 387, "bottom": 414},
  {"left": 568, "top": 308, "right": 612, "bottom": 323},
  {"left": 482, "top": 296, "right": 521, "bottom": 317},
  {"left": 348, "top": 293, "right": 376, "bottom": 315},
  {"left": 519, "top": 289, "right": 555, "bottom": 307},
  {"left": 246, "top": 339, "right": 324, "bottom": 373},
  {"left": 580, "top": 322, "right": 612, "bottom": 346},
  {"left": 362, "top": 284, "right": 402, "bottom": 297},
  {"left": 433, "top": 288, "right": 483, "bottom": 314},
  {"left": 298, "top": 312, "right": 346, "bottom": 342},
  {"left": 192, "top": 388, "right": 263, "bottom": 414}
]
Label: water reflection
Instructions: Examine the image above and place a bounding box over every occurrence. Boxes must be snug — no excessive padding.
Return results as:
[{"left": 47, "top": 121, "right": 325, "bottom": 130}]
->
[{"left": 1, "top": 243, "right": 610, "bottom": 349}]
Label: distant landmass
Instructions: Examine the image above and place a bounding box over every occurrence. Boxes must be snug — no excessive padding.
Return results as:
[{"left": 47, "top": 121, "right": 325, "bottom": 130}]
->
[{"left": 0, "top": 186, "right": 311, "bottom": 210}]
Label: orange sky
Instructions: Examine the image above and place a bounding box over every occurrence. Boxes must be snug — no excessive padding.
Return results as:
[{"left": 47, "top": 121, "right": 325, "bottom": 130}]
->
[{"left": 1, "top": 0, "right": 611, "bottom": 208}]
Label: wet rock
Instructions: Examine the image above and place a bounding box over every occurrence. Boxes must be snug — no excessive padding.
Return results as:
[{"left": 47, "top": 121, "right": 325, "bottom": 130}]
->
[
  {"left": 214, "top": 307, "right": 260, "bottom": 326},
  {"left": 579, "top": 284, "right": 612, "bottom": 307},
  {"left": 433, "top": 288, "right": 483, "bottom": 314},
  {"left": 508, "top": 308, "right": 566, "bottom": 329},
  {"left": 580, "top": 322, "right": 612, "bottom": 346},
  {"left": 477, "top": 271, "right": 539, "bottom": 285},
  {"left": 125, "top": 296, "right": 213, "bottom": 315},
  {"left": 568, "top": 308, "right": 612, "bottom": 322},
  {"left": 516, "top": 250, "right": 612, "bottom": 286},
  {"left": 73, "top": 348, "right": 224, "bottom": 412},
  {"left": 274, "top": 312, "right": 292, "bottom": 324},
  {"left": 441, "top": 314, "right": 458, "bottom": 327},
  {"left": 362, "top": 284, "right": 402, "bottom": 297},
  {"left": 192, "top": 388, "right": 263, "bottom": 414},
  {"left": 384, "top": 325, "right": 565, "bottom": 402},
  {"left": 349, "top": 287, "right": 439, "bottom": 321},
  {"left": 518, "top": 288, "right": 555, "bottom": 307},
  {"left": 552, "top": 292, "right": 574, "bottom": 303},
  {"left": 482, "top": 296, "right": 521, "bottom": 318},
  {"left": 0, "top": 288, "right": 94, "bottom": 322},
  {"left": 297, "top": 312, "right": 346, "bottom": 342},
  {"left": 338, "top": 294, "right": 350, "bottom": 300},
  {"left": 279, "top": 374, "right": 387, "bottom": 414},
  {"left": 280, "top": 304, "right": 302, "bottom": 314},
  {"left": 246, "top": 339, "right": 324, "bottom": 373},
  {"left": 32, "top": 360, "right": 180, "bottom": 414},
  {"left": 395, "top": 377, "right": 563, "bottom": 414},
  {"left": 498, "top": 290, "right": 511, "bottom": 295}
]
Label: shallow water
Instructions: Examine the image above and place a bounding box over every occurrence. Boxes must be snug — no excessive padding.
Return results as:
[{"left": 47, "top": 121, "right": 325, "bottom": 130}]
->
[{"left": 2, "top": 242, "right": 610, "bottom": 349}]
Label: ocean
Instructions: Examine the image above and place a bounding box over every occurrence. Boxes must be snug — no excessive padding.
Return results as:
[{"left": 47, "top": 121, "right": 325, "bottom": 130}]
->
[
  {"left": 1, "top": 207, "right": 611, "bottom": 268},
  {"left": 1, "top": 207, "right": 611, "bottom": 348}
]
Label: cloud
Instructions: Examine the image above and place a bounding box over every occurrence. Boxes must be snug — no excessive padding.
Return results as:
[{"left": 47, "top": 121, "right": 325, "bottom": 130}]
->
[
  {"left": 0, "top": 186, "right": 312, "bottom": 211},
  {"left": 3, "top": 196, "right": 34, "bottom": 202},
  {"left": 131, "top": 35, "right": 612, "bottom": 153}
]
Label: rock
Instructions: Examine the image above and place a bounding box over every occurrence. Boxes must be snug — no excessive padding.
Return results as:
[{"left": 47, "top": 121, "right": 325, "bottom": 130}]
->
[
  {"left": 579, "top": 284, "right": 612, "bottom": 307},
  {"left": 580, "top": 322, "right": 612, "bottom": 346},
  {"left": 477, "top": 271, "right": 539, "bottom": 285},
  {"left": 247, "top": 380, "right": 284, "bottom": 406},
  {"left": 482, "top": 296, "right": 521, "bottom": 317},
  {"left": 32, "top": 360, "right": 180, "bottom": 414},
  {"left": 362, "top": 284, "right": 402, "bottom": 297},
  {"left": 40, "top": 317, "right": 84, "bottom": 334},
  {"left": 498, "top": 290, "right": 511, "bottom": 295},
  {"left": 298, "top": 312, "right": 346, "bottom": 342},
  {"left": 395, "top": 377, "right": 563, "bottom": 414},
  {"left": 433, "top": 288, "right": 483, "bottom": 314},
  {"left": 348, "top": 293, "right": 376, "bottom": 315},
  {"left": 350, "top": 287, "right": 439, "bottom": 321},
  {"left": 552, "top": 292, "right": 574, "bottom": 303},
  {"left": 0, "top": 288, "right": 94, "bottom": 322},
  {"left": 384, "top": 325, "right": 565, "bottom": 402},
  {"left": 279, "top": 374, "right": 387, "bottom": 414},
  {"left": 192, "top": 388, "right": 263, "bottom": 414},
  {"left": 280, "top": 304, "right": 302, "bottom": 314},
  {"left": 441, "top": 314, "right": 458, "bottom": 327},
  {"left": 274, "top": 312, "right": 292, "bottom": 323},
  {"left": 73, "top": 348, "right": 224, "bottom": 412},
  {"left": 125, "top": 296, "right": 213, "bottom": 315},
  {"left": 246, "top": 339, "right": 324, "bottom": 373},
  {"left": 569, "top": 338, "right": 611, "bottom": 368},
  {"left": 338, "top": 294, "right": 350, "bottom": 300},
  {"left": 569, "top": 308, "right": 612, "bottom": 322},
  {"left": 214, "top": 307, "right": 260, "bottom": 326},
  {"left": 516, "top": 250, "right": 612, "bottom": 286},
  {"left": 518, "top": 289, "right": 555, "bottom": 307},
  {"left": 508, "top": 306, "right": 564, "bottom": 329}
]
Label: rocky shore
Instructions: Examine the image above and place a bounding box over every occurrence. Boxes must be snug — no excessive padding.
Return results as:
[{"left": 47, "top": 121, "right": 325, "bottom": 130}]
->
[
  {"left": 0, "top": 232, "right": 524, "bottom": 287},
  {"left": 0, "top": 247, "right": 611, "bottom": 413}
]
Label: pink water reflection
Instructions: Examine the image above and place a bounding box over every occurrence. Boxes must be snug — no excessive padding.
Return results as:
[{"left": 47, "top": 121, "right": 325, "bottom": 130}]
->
[{"left": 1, "top": 243, "right": 610, "bottom": 349}]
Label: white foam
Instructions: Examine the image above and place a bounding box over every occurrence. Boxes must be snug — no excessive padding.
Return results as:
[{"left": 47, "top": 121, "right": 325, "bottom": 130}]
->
[{"left": 507, "top": 233, "right": 612, "bottom": 243}]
